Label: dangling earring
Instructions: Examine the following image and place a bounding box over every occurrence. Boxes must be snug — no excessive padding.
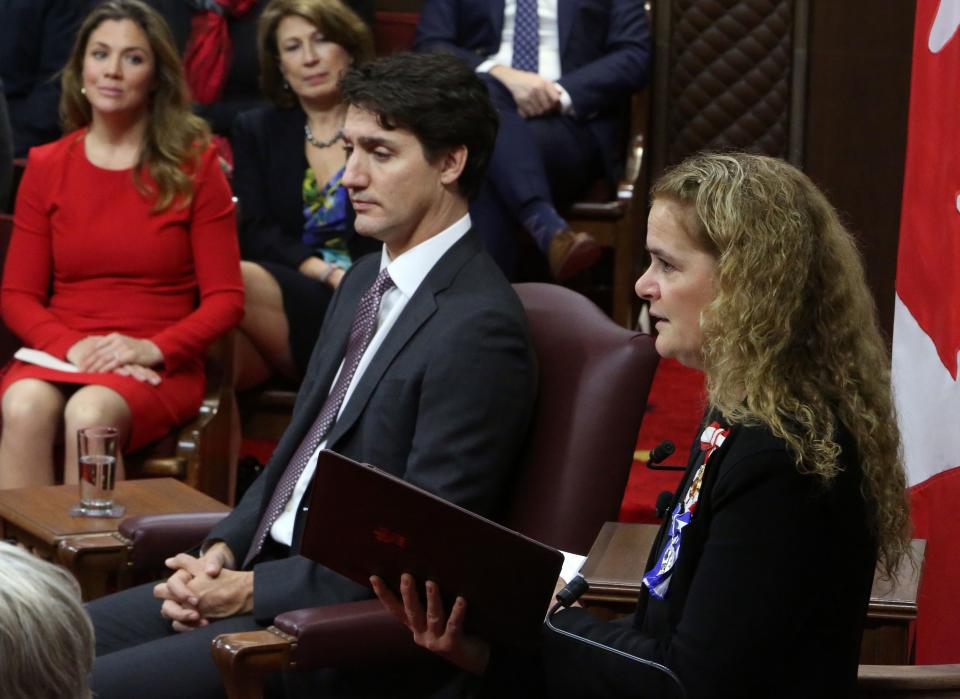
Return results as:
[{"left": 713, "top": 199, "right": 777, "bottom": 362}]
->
[
  {"left": 80, "top": 86, "right": 87, "bottom": 96},
  {"left": 283, "top": 80, "right": 291, "bottom": 91}
]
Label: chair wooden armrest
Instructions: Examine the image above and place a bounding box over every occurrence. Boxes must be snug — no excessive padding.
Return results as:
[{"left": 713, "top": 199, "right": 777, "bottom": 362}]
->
[
  {"left": 212, "top": 600, "right": 423, "bottom": 699},
  {"left": 136, "top": 332, "right": 239, "bottom": 504},
  {"left": 618, "top": 133, "right": 646, "bottom": 202},
  {"left": 567, "top": 200, "right": 628, "bottom": 220},
  {"left": 118, "top": 512, "right": 228, "bottom": 571},
  {"left": 858, "top": 663, "right": 960, "bottom": 696},
  {"left": 212, "top": 626, "right": 297, "bottom": 699}
]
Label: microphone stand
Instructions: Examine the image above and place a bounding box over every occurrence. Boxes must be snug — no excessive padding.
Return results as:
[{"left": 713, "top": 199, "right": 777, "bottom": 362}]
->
[{"left": 544, "top": 576, "right": 687, "bottom": 699}]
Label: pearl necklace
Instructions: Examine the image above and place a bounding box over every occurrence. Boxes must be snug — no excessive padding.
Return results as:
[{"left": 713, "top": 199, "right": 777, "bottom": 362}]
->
[{"left": 304, "top": 122, "right": 343, "bottom": 149}]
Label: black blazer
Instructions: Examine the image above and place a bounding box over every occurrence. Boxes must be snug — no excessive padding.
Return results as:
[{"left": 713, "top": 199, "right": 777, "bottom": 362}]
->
[
  {"left": 484, "top": 420, "right": 876, "bottom": 698},
  {"left": 232, "top": 105, "right": 378, "bottom": 269},
  {"left": 207, "top": 232, "right": 538, "bottom": 623}
]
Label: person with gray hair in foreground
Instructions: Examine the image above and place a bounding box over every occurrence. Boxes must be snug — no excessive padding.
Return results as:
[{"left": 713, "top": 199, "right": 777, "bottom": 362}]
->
[{"left": 0, "top": 541, "right": 95, "bottom": 699}]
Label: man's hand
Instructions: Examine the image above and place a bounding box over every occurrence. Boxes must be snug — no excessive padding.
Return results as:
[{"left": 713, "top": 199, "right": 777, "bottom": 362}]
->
[
  {"left": 489, "top": 65, "right": 561, "bottom": 118},
  {"left": 184, "top": 568, "right": 255, "bottom": 620},
  {"left": 154, "top": 555, "right": 208, "bottom": 632},
  {"left": 154, "top": 543, "right": 242, "bottom": 632}
]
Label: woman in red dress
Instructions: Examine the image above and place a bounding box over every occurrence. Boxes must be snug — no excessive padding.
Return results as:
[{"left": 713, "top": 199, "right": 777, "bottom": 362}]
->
[{"left": 0, "top": 0, "right": 244, "bottom": 488}]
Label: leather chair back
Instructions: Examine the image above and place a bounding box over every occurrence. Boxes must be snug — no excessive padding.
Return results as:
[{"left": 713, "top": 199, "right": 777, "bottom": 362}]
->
[{"left": 507, "top": 283, "right": 659, "bottom": 553}]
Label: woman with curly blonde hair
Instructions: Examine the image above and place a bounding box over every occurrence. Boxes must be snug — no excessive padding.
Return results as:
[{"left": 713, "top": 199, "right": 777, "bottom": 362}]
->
[
  {"left": 0, "top": 0, "right": 243, "bottom": 488},
  {"left": 374, "top": 151, "right": 910, "bottom": 699}
]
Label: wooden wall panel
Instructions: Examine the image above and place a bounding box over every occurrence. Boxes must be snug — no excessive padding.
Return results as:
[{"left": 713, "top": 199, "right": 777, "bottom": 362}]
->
[{"left": 803, "top": 0, "right": 915, "bottom": 340}]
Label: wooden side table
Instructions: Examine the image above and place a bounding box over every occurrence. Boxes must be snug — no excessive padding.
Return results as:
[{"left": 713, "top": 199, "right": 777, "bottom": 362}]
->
[
  {"left": 0, "top": 478, "right": 229, "bottom": 600},
  {"left": 577, "top": 522, "right": 926, "bottom": 664}
]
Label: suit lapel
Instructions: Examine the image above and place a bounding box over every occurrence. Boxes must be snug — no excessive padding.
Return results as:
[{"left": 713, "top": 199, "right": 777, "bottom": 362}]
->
[
  {"left": 260, "top": 261, "right": 378, "bottom": 496},
  {"left": 558, "top": 0, "right": 576, "bottom": 59},
  {"left": 491, "top": 0, "right": 506, "bottom": 47},
  {"left": 325, "top": 293, "right": 437, "bottom": 447},
  {"left": 324, "top": 233, "right": 482, "bottom": 447}
]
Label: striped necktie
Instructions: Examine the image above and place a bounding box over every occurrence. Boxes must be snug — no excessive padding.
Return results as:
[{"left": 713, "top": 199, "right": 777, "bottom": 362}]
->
[{"left": 243, "top": 268, "right": 396, "bottom": 567}]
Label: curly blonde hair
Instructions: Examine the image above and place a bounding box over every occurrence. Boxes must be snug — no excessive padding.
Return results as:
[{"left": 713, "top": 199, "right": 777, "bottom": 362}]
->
[
  {"left": 60, "top": 0, "right": 210, "bottom": 211},
  {"left": 651, "top": 152, "right": 910, "bottom": 576}
]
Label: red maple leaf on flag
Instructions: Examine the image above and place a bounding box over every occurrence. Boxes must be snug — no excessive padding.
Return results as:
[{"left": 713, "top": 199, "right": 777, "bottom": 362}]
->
[{"left": 897, "top": 0, "right": 960, "bottom": 378}]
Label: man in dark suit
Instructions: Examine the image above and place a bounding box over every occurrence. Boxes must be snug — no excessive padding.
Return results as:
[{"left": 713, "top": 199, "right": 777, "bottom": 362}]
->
[
  {"left": 414, "top": 0, "right": 650, "bottom": 280},
  {"left": 87, "top": 52, "right": 537, "bottom": 698}
]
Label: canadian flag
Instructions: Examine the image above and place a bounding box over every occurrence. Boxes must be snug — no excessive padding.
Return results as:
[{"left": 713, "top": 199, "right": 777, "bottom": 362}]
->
[{"left": 891, "top": 0, "right": 960, "bottom": 662}]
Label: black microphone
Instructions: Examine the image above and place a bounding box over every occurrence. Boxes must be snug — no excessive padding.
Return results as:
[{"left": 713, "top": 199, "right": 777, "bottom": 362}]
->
[
  {"left": 647, "top": 440, "right": 683, "bottom": 471},
  {"left": 648, "top": 440, "right": 675, "bottom": 464},
  {"left": 555, "top": 574, "right": 590, "bottom": 607},
  {"left": 655, "top": 490, "right": 674, "bottom": 519},
  {"left": 545, "top": 576, "right": 687, "bottom": 698}
]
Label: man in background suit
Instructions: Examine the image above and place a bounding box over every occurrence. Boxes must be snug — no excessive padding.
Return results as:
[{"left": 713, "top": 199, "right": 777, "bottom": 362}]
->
[
  {"left": 415, "top": 0, "right": 651, "bottom": 280},
  {"left": 87, "top": 52, "right": 538, "bottom": 698}
]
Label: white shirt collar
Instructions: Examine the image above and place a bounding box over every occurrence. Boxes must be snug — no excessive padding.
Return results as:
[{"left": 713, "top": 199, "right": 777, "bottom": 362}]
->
[{"left": 378, "top": 213, "right": 472, "bottom": 298}]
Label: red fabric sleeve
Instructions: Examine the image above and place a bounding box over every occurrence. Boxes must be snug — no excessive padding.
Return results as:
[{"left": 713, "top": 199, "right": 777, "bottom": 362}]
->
[
  {"left": 1, "top": 144, "right": 86, "bottom": 358},
  {"left": 150, "top": 146, "right": 244, "bottom": 371}
]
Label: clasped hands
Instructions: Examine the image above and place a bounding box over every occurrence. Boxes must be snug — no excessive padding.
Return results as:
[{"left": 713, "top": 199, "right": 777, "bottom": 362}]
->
[
  {"left": 67, "top": 333, "right": 164, "bottom": 384},
  {"left": 489, "top": 65, "right": 563, "bottom": 118},
  {"left": 153, "top": 542, "right": 254, "bottom": 632}
]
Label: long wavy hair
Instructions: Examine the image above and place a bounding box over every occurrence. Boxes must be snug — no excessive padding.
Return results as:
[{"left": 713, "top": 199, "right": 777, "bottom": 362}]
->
[
  {"left": 651, "top": 152, "right": 910, "bottom": 576},
  {"left": 257, "top": 0, "right": 375, "bottom": 108},
  {"left": 60, "top": 0, "right": 210, "bottom": 211}
]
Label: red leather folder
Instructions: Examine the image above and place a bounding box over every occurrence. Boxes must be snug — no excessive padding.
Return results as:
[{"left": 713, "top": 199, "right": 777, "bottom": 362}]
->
[{"left": 301, "top": 450, "right": 564, "bottom": 648}]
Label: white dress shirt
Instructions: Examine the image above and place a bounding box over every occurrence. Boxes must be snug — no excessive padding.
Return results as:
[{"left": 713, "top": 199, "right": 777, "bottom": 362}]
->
[
  {"left": 476, "top": 0, "right": 574, "bottom": 112},
  {"left": 269, "top": 214, "right": 473, "bottom": 545}
]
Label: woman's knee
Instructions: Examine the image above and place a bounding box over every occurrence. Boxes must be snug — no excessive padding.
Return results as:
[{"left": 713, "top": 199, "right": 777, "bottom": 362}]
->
[
  {"left": 241, "top": 261, "right": 278, "bottom": 296},
  {"left": 64, "top": 387, "right": 131, "bottom": 431},
  {"left": 1, "top": 380, "right": 64, "bottom": 433}
]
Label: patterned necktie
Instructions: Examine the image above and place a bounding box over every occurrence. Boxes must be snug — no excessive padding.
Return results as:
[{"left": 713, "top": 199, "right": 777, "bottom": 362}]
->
[
  {"left": 243, "top": 268, "right": 396, "bottom": 567},
  {"left": 512, "top": 0, "right": 540, "bottom": 72}
]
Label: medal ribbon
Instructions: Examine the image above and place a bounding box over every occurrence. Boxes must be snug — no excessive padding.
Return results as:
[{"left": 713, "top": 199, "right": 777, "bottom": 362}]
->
[{"left": 641, "top": 421, "right": 730, "bottom": 599}]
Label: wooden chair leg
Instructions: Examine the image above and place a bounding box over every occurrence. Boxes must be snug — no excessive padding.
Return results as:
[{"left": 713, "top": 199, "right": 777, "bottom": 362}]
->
[{"left": 211, "top": 627, "right": 295, "bottom": 699}]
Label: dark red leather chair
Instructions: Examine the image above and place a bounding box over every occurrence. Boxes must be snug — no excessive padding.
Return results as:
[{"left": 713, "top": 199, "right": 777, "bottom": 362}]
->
[{"left": 117, "top": 283, "right": 659, "bottom": 698}]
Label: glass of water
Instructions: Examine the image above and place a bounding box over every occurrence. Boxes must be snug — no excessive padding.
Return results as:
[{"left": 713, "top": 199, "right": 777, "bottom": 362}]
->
[{"left": 76, "top": 426, "right": 119, "bottom": 516}]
